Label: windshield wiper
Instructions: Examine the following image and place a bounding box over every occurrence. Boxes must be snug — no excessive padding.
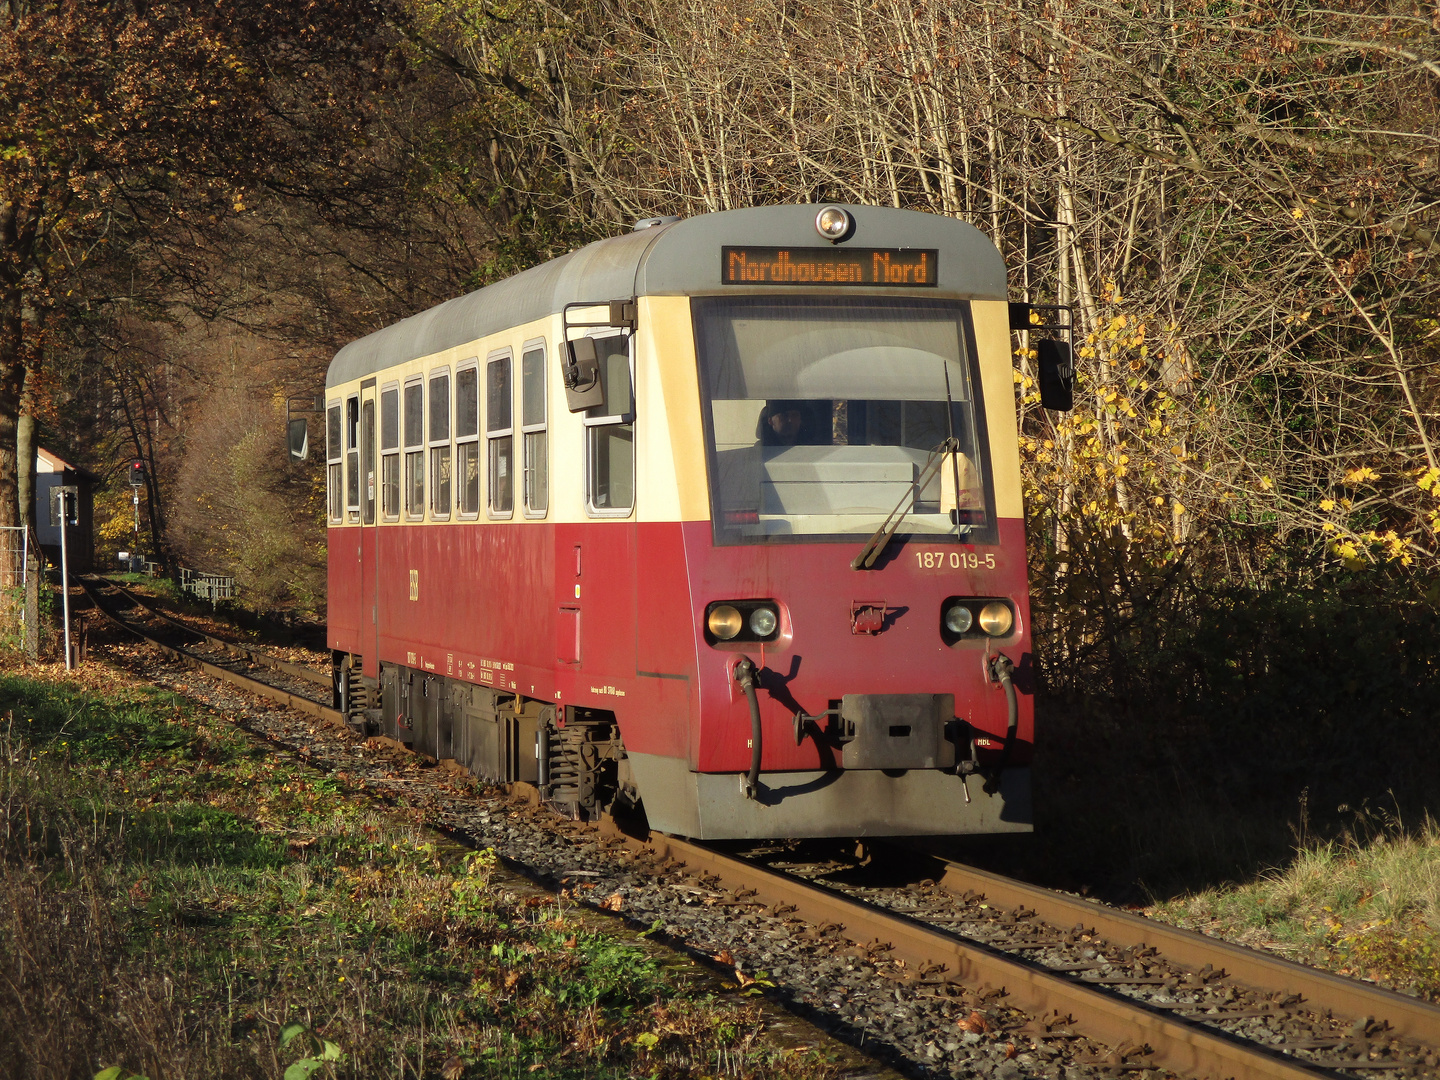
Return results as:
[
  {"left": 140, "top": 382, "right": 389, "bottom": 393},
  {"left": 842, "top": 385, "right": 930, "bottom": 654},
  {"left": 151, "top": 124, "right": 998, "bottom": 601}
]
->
[{"left": 851, "top": 438, "right": 959, "bottom": 570}]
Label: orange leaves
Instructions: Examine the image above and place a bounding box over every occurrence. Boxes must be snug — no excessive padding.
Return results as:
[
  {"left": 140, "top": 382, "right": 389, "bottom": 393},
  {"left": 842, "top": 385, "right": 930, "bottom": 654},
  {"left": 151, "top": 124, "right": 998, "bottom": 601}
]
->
[{"left": 956, "top": 1010, "right": 990, "bottom": 1033}]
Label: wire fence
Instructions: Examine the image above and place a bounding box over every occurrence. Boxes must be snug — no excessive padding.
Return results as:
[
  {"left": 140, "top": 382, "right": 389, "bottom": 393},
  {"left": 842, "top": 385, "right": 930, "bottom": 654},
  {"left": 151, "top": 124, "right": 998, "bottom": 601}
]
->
[
  {"left": 178, "top": 567, "right": 237, "bottom": 606},
  {"left": 0, "top": 526, "right": 31, "bottom": 652}
]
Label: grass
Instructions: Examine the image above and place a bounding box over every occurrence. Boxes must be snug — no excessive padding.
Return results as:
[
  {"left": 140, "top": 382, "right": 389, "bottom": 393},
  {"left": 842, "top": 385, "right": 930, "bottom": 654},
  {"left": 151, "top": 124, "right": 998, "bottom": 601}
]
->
[
  {"left": 0, "top": 662, "right": 841, "bottom": 1080},
  {"left": 1150, "top": 812, "right": 1440, "bottom": 1001}
]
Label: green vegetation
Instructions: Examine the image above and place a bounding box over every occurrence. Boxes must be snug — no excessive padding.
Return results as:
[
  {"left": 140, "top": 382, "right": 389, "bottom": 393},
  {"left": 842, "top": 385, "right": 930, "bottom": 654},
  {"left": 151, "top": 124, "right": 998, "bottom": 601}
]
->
[
  {"left": 0, "top": 666, "right": 837, "bottom": 1079},
  {"left": 1020, "top": 572, "right": 1440, "bottom": 896},
  {"left": 1152, "top": 815, "right": 1440, "bottom": 1002}
]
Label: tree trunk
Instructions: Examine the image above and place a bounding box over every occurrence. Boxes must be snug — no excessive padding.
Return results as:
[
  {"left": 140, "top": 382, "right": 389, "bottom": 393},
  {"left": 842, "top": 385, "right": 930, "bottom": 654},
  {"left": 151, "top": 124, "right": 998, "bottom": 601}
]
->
[{"left": 17, "top": 406, "right": 33, "bottom": 539}]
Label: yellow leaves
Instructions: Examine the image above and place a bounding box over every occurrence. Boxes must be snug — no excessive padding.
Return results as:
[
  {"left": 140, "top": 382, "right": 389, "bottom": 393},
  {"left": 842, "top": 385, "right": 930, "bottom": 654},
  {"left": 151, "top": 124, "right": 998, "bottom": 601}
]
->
[
  {"left": 1322, "top": 521, "right": 1338, "bottom": 532},
  {"left": 1319, "top": 498, "right": 1335, "bottom": 512},
  {"left": 1292, "top": 206, "right": 1305, "bottom": 220},
  {"left": 1259, "top": 476, "right": 1274, "bottom": 491},
  {"left": 1332, "top": 538, "right": 1362, "bottom": 566},
  {"left": 1343, "top": 466, "right": 1379, "bottom": 485},
  {"left": 1416, "top": 467, "right": 1440, "bottom": 493}
]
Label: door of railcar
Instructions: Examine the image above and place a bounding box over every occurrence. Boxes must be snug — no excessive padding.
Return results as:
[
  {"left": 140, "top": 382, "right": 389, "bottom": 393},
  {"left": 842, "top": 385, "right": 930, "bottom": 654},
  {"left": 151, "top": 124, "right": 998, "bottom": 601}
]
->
[
  {"left": 554, "top": 328, "right": 639, "bottom": 682},
  {"left": 358, "top": 378, "right": 380, "bottom": 679}
]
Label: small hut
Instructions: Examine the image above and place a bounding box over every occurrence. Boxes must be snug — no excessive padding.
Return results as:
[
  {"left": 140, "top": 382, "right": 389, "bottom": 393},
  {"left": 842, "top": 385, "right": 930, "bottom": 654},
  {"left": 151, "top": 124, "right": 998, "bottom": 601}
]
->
[{"left": 34, "top": 448, "right": 95, "bottom": 572}]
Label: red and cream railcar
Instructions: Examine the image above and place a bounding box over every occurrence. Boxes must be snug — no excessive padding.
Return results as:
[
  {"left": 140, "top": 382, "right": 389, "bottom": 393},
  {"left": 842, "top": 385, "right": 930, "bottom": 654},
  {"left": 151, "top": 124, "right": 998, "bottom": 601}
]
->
[{"left": 326, "top": 204, "right": 1046, "bottom": 839}]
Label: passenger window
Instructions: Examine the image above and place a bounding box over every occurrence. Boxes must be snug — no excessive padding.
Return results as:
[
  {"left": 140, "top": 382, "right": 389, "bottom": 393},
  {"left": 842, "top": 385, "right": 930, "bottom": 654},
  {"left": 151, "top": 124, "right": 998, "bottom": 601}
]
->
[
  {"left": 326, "top": 402, "right": 342, "bottom": 523},
  {"left": 403, "top": 379, "right": 424, "bottom": 518},
  {"left": 487, "top": 353, "right": 513, "bottom": 515},
  {"left": 361, "top": 397, "right": 376, "bottom": 524},
  {"left": 345, "top": 395, "right": 360, "bottom": 522},
  {"left": 429, "top": 371, "right": 452, "bottom": 519},
  {"left": 380, "top": 386, "right": 400, "bottom": 520},
  {"left": 584, "top": 335, "right": 633, "bottom": 514},
  {"left": 456, "top": 364, "right": 480, "bottom": 516},
  {"left": 521, "top": 343, "right": 547, "bottom": 515}
]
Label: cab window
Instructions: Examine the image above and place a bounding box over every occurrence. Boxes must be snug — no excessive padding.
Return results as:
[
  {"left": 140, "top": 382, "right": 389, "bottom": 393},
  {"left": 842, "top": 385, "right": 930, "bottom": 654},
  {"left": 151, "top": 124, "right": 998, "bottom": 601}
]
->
[{"left": 584, "top": 334, "right": 633, "bottom": 515}]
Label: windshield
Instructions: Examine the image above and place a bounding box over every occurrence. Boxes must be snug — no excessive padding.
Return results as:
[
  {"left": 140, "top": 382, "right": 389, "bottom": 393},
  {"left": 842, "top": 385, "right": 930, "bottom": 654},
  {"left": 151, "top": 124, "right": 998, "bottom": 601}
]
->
[{"left": 693, "top": 296, "right": 991, "bottom": 545}]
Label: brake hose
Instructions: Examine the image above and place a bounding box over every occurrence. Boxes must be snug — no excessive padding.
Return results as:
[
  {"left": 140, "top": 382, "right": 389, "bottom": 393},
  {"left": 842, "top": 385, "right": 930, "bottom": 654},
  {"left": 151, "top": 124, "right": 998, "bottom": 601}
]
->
[
  {"left": 733, "top": 657, "right": 763, "bottom": 801},
  {"left": 983, "top": 653, "right": 1017, "bottom": 795}
]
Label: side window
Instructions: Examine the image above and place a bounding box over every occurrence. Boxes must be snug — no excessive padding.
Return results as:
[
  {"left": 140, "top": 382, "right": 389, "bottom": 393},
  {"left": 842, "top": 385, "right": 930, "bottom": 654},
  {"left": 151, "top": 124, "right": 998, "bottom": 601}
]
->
[
  {"left": 380, "top": 385, "right": 400, "bottom": 520},
  {"left": 456, "top": 363, "right": 480, "bottom": 516},
  {"left": 361, "top": 396, "right": 376, "bottom": 524},
  {"left": 403, "top": 379, "right": 424, "bottom": 518},
  {"left": 326, "top": 402, "right": 342, "bottom": 523},
  {"left": 521, "top": 342, "right": 547, "bottom": 515},
  {"left": 585, "top": 334, "right": 634, "bottom": 515},
  {"left": 487, "top": 352, "right": 513, "bottom": 515},
  {"left": 345, "top": 395, "right": 360, "bottom": 522},
  {"left": 429, "top": 370, "right": 452, "bottom": 519}
]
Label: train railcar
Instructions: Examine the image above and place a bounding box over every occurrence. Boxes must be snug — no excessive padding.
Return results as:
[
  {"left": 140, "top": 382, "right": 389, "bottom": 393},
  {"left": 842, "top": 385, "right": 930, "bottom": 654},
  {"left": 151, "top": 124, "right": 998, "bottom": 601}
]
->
[{"left": 325, "top": 203, "right": 1067, "bottom": 839}]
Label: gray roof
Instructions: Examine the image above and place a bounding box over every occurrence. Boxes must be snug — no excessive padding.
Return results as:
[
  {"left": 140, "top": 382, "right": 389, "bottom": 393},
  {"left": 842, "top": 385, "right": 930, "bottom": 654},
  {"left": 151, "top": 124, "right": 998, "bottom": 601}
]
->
[{"left": 327, "top": 204, "right": 1008, "bottom": 388}]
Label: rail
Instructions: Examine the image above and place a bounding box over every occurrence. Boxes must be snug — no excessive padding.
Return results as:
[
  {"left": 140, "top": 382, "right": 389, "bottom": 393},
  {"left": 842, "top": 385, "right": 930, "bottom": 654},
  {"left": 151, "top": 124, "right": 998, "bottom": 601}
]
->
[
  {"left": 591, "top": 825, "right": 1367, "bottom": 1080},
  {"left": 927, "top": 857, "right": 1440, "bottom": 1049},
  {"left": 79, "top": 577, "right": 340, "bottom": 724},
  {"left": 104, "top": 581, "right": 332, "bottom": 689},
  {"left": 69, "top": 580, "right": 1440, "bottom": 1080}
]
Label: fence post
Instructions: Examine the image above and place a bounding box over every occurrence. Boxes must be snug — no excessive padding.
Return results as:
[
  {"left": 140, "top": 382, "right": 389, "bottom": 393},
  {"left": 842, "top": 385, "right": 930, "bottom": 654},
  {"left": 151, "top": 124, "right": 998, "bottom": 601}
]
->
[{"left": 23, "top": 527, "right": 37, "bottom": 659}]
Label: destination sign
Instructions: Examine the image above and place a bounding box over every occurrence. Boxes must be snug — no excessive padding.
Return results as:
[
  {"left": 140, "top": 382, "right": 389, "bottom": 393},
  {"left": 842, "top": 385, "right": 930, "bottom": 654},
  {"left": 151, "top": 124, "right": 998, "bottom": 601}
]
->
[{"left": 722, "top": 246, "right": 939, "bottom": 287}]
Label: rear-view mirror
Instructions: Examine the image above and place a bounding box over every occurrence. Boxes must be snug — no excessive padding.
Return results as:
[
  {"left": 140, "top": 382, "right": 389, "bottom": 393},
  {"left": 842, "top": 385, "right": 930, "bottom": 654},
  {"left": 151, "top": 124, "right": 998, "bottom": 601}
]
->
[
  {"left": 562, "top": 338, "right": 606, "bottom": 412},
  {"left": 287, "top": 417, "right": 310, "bottom": 461},
  {"left": 1037, "top": 339, "right": 1074, "bottom": 412}
]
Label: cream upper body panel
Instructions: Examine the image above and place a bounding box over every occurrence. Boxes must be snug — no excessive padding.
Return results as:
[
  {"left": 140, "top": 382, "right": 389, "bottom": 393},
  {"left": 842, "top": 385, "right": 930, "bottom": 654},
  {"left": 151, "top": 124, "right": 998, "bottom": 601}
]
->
[
  {"left": 325, "top": 204, "right": 1020, "bottom": 532},
  {"left": 972, "top": 300, "right": 1025, "bottom": 521}
]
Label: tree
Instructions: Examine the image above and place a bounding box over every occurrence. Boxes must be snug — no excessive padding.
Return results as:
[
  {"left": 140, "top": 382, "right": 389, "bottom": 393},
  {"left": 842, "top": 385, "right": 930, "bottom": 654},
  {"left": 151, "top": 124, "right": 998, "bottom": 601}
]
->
[{"left": 0, "top": 0, "right": 397, "bottom": 546}]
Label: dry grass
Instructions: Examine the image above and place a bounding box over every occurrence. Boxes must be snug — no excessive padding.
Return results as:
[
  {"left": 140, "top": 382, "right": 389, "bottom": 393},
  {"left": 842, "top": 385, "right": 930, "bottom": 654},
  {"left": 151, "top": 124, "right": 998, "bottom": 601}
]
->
[
  {"left": 1151, "top": 813, "right": 1440, "bottom": 1001},
  {"left": 0, "top": 662, "right": 843, "bottom": 1080}
]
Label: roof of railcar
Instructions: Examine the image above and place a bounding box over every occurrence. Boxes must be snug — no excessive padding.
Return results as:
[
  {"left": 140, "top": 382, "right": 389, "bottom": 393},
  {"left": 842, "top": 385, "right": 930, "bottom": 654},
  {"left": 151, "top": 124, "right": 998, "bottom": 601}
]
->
[{"left": 326, "top": 204, "right": 1008, "bottom": 389}]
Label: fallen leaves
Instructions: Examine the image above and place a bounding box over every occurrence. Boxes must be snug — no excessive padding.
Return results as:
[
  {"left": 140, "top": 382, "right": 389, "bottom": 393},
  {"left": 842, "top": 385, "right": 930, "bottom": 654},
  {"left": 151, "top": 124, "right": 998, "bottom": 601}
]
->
[{"left": 956, "top": 1010, "right": 991, "bottom": 1033}]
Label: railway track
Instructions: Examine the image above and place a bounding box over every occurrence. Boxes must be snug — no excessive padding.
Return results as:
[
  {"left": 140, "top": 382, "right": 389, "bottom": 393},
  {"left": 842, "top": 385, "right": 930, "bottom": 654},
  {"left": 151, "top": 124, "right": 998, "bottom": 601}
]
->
[
  {"left": 80, "top": 576, "right": 341, "bottom": 725},
  {"left": 79, "top": 578, "right": 1440, "bottom": 1080}
]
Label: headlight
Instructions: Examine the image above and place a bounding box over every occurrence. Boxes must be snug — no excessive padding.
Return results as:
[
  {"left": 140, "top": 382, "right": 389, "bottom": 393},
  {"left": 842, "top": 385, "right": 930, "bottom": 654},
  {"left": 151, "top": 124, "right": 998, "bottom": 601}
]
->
[
  {"left": 814, "top": 205, "right": 852, "bottom": 242},
  {"left": 708, "top": 605, "right": 743, "bottom": 640},
  {"left": 749, "top": 607, "right": 778, "bottom": 637},
  {"left": 943, "top": 604, "right": 973, "bottom": 634},
  {"left": 978, "top": 601, "right": 1014, "bottom": 637}
]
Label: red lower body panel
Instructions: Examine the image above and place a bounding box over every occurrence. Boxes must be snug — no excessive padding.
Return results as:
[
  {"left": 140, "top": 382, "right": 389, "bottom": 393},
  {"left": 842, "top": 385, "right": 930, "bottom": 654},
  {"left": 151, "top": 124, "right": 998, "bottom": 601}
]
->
[{"left": 328, "top": 516, "right": 1032, "bottom": 779}]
